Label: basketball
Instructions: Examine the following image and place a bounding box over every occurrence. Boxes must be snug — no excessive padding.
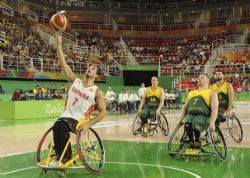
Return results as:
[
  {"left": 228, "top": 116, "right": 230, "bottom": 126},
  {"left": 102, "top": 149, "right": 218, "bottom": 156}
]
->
[{"left": 49, "top": 12, "right": 69, "bottom": 32}]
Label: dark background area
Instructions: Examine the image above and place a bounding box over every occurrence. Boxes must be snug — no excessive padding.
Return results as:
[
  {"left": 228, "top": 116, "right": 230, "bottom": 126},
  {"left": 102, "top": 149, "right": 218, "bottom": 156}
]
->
[{"left": 123, "top": 70, "right": 158, "bottom": 86}]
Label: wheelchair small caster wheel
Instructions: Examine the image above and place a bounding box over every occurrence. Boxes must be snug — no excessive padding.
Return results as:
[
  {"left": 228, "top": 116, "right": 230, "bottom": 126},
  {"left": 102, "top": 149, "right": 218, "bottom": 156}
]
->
[
  {"left": 60, "top": 170, "right": 65, "bottom": 177},
  {"left": 41, "top": 169, "right": 47, "bottom": 174}
]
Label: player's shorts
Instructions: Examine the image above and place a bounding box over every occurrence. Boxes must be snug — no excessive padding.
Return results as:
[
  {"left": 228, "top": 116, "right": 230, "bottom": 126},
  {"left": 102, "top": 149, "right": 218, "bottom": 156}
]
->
[
  {"left": 140, "top": 107, "right": 157, "bottom": 122},
  {"left": 184, "top": 114, "right": 210, "bottom": 132}
]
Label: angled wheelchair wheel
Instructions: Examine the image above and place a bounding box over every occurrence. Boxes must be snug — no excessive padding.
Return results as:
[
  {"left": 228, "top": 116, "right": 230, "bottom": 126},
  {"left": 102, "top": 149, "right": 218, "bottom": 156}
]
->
[
  {"left": 168, "top": 123, "right": 187, "bottom": 156},
  {"left": 37, "top": 126, "right": 55, "bottom": 166},
  {"left": 37, "top": 126, "right": 82, "bottom": 170},
  {"left": 208, "top": 126, "right": 227, "bottom": 160},
  {"left": 132, "top": 114, "right": 142, "bottom": 135},
  {"left": 157, "top": 112, "right": 169, "bottom": 136},
  {"left": 227, "top": 115, "right": 243, "bottom": 143},
  {"left": 77, "top": 128, "right": 105, "bottom": 174}
]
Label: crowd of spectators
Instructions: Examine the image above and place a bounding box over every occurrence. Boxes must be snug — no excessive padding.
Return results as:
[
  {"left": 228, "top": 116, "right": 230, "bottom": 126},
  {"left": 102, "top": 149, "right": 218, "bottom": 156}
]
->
[
  {"left": 11, "top": 84, "right": 67, "bottom": 101},
  {"left": 215, "top": 55, "right": 250, "bottom": 74},
  {"left": 1, "top": 18, "right": 247, "bottom": 77},
  {"left": 0, "top": 19, "right": 57, "bottom": 72},
  {"left": 0, "top": 18, "right": 248, "bottom": 95}
]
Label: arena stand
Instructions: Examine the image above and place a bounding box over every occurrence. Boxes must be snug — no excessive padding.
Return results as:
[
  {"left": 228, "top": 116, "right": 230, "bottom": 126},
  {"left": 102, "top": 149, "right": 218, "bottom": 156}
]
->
[{"left": 0, "top": 4, "right": 249, "bottom": 101}]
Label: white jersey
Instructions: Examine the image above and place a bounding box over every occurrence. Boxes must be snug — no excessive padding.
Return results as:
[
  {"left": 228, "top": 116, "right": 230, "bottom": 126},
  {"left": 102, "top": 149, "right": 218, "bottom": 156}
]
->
[
  {"left": 61, "top": 78, "right": 97, "bottom": 121},
  {"left": 138, "top": 87, "right": 146, "bottom": 98}
]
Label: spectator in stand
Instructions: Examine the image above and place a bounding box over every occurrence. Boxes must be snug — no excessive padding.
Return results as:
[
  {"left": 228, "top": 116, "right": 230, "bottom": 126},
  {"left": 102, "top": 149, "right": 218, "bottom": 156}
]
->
[
  {"left": 60, "top": 84, "right": 67, "bottom": 94},
  {"left": 0, "top": 84, "right": 5, "bottom": 94},
  {"left": 35, "top": 88, "right": 44, "bottom": 100},
  {"left": 33, "top": 85, "right": 39, "bottom": 94},
  {"left": 12, "top": 89, "right": 21, "bottom": 101},
  {"left": 53, "top": 90, "right": 62, "bottom": 99},
  {"left": 44, "top": 89, "right": 53, "bottom": 100},
  {"left": 42, "top": 84, "right": 47, "bottom": 94},
  {"left": 50, "top": 84, "right": 57, "bottom": 94},
  {"left": 138, "top": 83, "right": 146, "bottom": 99},
  {"left": 21, "top": 90, "right": 31, "bottom": 101}
]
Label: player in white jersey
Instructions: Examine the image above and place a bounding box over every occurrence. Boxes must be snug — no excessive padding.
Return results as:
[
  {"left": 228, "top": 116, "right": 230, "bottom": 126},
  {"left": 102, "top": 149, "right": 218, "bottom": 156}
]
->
[{"left": 50, "top": 34, "right": 106, "bottom": 166}]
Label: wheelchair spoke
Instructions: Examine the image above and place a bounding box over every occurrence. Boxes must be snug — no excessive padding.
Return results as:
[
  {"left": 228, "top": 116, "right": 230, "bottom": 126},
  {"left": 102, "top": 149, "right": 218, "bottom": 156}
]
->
[
  {"left": 77, "top": 128, "right": 105, "bottom": 173},
  {"left": 227, "top": 115, "right": 243, "bottom": 143}
]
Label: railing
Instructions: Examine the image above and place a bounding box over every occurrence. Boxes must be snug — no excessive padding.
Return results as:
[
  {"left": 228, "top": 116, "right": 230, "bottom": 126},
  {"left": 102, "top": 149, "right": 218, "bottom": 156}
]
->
[
  {"left": 31, "top": 13, "right": 250, "bottom": 33},
  {"left": 26, "top": 8, "right": 38, "bottom": 22},
  {"left": 34, "top": 24, "right": 78, "bottom": 44},
  {"left": 63, "top": 44, "right": 100, "bottom": 57},
  {"left": 33, "top": 25, "right": 55, "bottom": 45},
  {"left": 118, "top": 37, "right": 137, "bottom": 65},
  {"left": 160, "top": 64, "right": 206, "bottom": 77},
  {"left": 0, "top": 31, "right": 5, "bottom": 40},
  {"left": 112, "top": 55, "right": 159, "bottom": 65},
  {"left": 40, "top": 0, "right": 242, "bottom": 10},
  {"left": 0, "top": 1, "right": 14, "bottom": 16},
  {"left": 0, "top": 53, "right": 248, "bottom": 80},
  {"left": 241, "top": 27, "right": 249, "bottom": 43},
  {"left": 110, "top": 55, "right": 249, "bottom": 76},
  {"left": 0, "top": 54, "right": 122, "bottom": 77},
  {"left": 210, "top": 35, "right": 247, "bottom": 62},
  {"left": 162, "top": 63, "right": 249, "bottom": 77},
  {"left": 225, "top": 34, "right": 242, "bottom": 44}
]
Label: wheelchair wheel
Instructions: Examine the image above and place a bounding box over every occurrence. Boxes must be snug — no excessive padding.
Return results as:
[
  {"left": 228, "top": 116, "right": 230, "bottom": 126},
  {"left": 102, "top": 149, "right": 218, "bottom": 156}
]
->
[
  {"left": 37, "top": 126, "right": 55, "bottom": 166},
  {"left": 77, "top": 128, "right": 105, "bottom": 174},
  {"left": 157, "top": 112, "right": 169, "bottom": 136},
  {"left": 37, "top": 126, "right": 82, "bottom": 169},
  {"left": 168, "top": 123, "right": 187, "bottom": 156},
  {"left": 132, "top": 114, "right": 142, "bottom": 135},
  {"left": 227, "top": 115, "right": 243, "bottom": 143},
  {"left": 208, "top": 126, "right": 227, "bottom": 160}
]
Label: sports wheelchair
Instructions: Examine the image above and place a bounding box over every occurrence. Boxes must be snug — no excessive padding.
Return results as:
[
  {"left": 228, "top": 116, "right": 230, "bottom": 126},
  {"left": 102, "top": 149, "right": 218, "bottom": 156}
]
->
[
  {"left": 168, "top": 123, "right": 227, "bottom": 160},
  {"left": 36, "top": 126, "right": 105, "bottom": 176},
  {"left": 132, "top": 111, "right": 169, "bottom": 137},
  {"left": 220, "top": 113, "right": 243, "bottom": 143}
]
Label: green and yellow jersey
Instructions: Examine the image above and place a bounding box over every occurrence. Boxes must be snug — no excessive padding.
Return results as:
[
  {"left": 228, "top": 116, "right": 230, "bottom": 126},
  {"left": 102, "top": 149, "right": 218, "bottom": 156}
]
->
[
  {"left": 187, "top": 89, "right": 212, "bottom": 116},
  {"left": 145, "top": 86, "right": 161, "bottom": 107},
  {"left": 211, "top": 82, "right": 229, "bottom": 110}
]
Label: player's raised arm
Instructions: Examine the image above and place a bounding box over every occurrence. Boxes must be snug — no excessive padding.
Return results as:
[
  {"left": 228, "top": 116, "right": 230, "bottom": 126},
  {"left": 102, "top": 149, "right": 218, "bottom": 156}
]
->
[{"left": 55, "top": 34, "right": 77, "bottom": 83}]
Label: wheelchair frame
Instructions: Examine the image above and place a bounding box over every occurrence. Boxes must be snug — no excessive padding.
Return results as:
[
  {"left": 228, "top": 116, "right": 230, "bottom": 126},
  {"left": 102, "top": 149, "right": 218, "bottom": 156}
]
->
[
  {"left": 132, "top": 111, "right": 169, "bottom": 137},
  {"left": 37, "top": 126, "right": 105, "bottom": 176},
  {"left": 168, "top": 123, "right": 227, "bottom": 161}
]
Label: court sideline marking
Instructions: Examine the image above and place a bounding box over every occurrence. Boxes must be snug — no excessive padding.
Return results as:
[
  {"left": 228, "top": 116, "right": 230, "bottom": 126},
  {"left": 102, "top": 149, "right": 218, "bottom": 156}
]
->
[{"left": 1, "top": 161, "right": 202, "bottom": 178}]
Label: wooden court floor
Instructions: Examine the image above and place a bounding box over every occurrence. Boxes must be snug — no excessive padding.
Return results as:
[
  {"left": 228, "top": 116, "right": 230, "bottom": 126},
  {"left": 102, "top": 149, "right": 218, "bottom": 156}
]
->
[{"left": 0, "top": 108, "right": 249, "bottom": 178}]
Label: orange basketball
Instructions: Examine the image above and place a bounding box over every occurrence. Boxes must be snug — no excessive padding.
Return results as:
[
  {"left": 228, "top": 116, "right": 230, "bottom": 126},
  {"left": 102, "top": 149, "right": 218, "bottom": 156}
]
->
[{"left": 49, "top": 12, "right": 69, "bottom": 32}]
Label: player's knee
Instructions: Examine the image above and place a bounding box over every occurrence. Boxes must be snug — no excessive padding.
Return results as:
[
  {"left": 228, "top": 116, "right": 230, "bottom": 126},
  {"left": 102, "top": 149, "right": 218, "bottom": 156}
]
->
[
  {"left": 184, "top": 122, "right": 192, "bottom": 131},
  {"left": 140, "top": 116, "right": 147, "bottom": 125}
]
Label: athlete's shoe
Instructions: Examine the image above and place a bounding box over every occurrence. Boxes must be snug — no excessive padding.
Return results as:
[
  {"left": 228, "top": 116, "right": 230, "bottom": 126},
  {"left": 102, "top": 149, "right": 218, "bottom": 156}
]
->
[
  {"left": 184, "top": 148, "right": 201, "bottom": 155},
  {"left": 49, "top": 159, "right": 59, "bottom": 167}
]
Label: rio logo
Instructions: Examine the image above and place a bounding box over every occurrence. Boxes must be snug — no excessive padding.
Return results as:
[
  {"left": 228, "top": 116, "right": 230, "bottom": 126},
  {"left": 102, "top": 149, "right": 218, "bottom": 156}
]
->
[{"left": 45, "top": 103, "right": 64, "bottom": 114}]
